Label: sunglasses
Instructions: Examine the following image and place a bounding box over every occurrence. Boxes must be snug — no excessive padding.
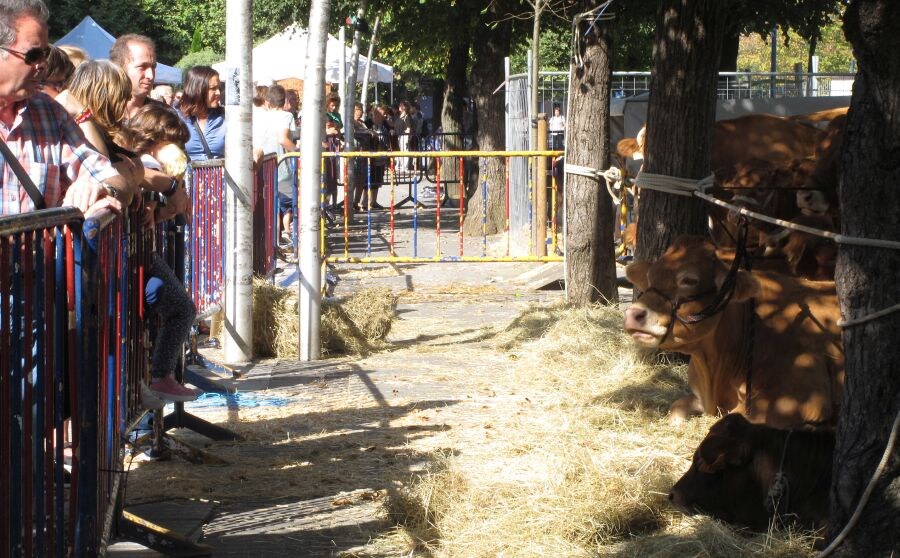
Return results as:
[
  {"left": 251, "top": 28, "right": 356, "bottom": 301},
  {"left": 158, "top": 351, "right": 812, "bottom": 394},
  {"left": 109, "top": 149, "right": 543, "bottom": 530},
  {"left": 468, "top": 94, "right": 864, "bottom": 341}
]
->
[{"left": 1, "top": 45, "right": 51, "bottom": 65}]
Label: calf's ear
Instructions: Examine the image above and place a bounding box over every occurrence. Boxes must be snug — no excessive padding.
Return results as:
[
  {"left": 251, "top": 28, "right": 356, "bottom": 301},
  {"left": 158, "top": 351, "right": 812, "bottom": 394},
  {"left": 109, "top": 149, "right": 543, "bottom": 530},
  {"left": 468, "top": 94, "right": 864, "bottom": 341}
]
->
[
  {"left": 625, "top": 261, "right": 651, "bottom": 291},
  {"left": 729, "top": 270, "right": 760, "bottom": 302}
]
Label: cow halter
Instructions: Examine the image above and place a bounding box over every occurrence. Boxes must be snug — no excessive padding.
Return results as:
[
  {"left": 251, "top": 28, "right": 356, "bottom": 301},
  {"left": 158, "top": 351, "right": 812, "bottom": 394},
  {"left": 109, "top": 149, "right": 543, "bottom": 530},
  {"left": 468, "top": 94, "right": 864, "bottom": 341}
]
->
[{"left": 638, "top": 223, "right": 750, "bottom": 346}]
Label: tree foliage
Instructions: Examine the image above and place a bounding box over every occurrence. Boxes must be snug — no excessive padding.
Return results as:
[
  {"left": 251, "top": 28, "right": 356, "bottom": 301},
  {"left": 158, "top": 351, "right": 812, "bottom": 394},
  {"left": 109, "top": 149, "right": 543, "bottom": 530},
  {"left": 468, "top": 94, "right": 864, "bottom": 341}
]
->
[{"left": 736, "top": 22, "right": 854, "bottom": 72}]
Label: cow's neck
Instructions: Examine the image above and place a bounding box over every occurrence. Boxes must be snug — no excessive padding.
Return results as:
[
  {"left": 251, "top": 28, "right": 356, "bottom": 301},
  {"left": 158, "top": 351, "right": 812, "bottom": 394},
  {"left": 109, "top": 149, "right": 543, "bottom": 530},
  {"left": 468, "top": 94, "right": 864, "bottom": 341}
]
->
[{"left": 687, "top": 300, "right": 755, "bottom": 415}]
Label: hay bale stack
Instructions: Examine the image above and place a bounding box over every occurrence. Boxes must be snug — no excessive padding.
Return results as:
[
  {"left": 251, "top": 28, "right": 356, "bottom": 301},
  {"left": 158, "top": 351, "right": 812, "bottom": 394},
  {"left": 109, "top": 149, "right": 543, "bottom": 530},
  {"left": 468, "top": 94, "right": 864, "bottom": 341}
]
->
[{"left": 253, "top": 279, "right": 396, "bottom": 358}]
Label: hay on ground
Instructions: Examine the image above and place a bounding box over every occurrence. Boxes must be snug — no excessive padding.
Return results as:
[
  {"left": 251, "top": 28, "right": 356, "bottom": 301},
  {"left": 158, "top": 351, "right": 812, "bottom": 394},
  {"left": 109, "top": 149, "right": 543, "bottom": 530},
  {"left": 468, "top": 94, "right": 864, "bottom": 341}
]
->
[
  {"left": 253, "top": 278, "right": 396, "bottom": 358},
  {"left": 386, "top": 303, "right": 821, "bottom": 557}
]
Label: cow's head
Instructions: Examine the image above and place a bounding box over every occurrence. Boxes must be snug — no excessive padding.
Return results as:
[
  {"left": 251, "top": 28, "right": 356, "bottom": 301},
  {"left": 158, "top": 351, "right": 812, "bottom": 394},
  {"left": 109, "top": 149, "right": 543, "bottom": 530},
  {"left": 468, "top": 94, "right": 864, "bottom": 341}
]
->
[
  {"left": 669, "top": 414, "right": 770, "bottom": 529},
  {"left": 623, "top": 236, "right": 760, "bottom": 350}
]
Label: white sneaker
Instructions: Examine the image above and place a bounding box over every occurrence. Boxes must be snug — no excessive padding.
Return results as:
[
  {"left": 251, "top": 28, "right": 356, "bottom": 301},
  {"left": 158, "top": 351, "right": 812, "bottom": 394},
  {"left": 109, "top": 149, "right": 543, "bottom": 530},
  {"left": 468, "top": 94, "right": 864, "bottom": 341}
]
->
[{"left": 141, "top": 381, "right": 166, "bottom": 409}]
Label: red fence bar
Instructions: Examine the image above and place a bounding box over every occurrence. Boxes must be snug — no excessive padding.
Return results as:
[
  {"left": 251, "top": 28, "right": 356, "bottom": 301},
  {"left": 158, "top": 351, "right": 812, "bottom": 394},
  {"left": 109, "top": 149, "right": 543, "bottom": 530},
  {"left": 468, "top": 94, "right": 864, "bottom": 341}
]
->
[{"left": 252, "top": 154, "right": 278, "bottom": 278}]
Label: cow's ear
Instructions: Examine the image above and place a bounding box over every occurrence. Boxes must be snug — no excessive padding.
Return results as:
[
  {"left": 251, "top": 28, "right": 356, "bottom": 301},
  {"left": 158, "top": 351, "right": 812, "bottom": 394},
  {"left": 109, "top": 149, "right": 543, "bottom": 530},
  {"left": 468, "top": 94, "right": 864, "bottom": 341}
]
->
[
  {"left": 625, "top": 261, "right": 651, "bottom": 291},
  {"left": 728, "top": 270, "right": 760, "bottom": 302}
]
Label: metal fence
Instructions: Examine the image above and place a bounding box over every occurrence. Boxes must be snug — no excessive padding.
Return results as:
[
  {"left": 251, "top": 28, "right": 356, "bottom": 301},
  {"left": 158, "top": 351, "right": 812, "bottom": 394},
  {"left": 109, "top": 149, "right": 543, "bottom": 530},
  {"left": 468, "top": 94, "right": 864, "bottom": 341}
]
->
[
  {"left": 527, "top": 70, "right": 856, "bottom": 116},
  {"left": 0, "top": 206, "right": 154, "bottom": 556}
]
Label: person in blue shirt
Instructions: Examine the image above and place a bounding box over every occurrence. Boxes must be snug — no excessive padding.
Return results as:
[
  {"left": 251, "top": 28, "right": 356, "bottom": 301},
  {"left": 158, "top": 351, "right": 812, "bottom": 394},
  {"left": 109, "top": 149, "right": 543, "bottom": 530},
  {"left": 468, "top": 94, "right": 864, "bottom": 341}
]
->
[
  {"left": 178, "top": 66, "right": 225, "bottom": 160},
  {"left": 178, "top": 65, "right": 225, "bottom": 347}
]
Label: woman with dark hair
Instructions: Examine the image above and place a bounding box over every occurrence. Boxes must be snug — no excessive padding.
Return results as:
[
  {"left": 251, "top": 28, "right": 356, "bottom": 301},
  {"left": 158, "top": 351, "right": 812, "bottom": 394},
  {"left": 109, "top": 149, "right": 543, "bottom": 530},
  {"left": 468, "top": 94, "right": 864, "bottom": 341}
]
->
[
  {"left": 178, "top": 65, "right": 224, "bottom": 161},
  {"left": 178, "top": 66, "right": 226, "bottom": 348}
]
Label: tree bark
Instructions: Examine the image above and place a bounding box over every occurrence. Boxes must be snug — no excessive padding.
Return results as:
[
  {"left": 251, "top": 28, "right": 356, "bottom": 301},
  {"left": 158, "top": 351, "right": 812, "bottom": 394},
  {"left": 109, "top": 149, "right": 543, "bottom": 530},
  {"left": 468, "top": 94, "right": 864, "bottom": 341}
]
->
[
  {"left": 719, "top": 25, "right": 739, "bottom": 72},
  {"left": 564, "top": 11, "right": 616, "bottom": 305},
  {"left": 634, "top": 0, "right": 727, "bottom": 263},
  {"left": 440, "top": 44, "right": 469, "bottom": 149},
  {"left": 828, "top": 2, "right": 900, "bottom": 555},
  {"left": 464, "top": 1, "right": 512, "bottom": 236}
]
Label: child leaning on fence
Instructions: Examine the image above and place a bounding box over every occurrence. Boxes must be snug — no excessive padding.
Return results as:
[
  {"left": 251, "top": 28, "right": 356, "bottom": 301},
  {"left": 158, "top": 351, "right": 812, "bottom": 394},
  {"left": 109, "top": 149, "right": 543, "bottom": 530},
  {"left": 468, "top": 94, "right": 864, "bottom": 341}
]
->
[{"left": 117, "top": 104, "right": 200, "bottom": 406}]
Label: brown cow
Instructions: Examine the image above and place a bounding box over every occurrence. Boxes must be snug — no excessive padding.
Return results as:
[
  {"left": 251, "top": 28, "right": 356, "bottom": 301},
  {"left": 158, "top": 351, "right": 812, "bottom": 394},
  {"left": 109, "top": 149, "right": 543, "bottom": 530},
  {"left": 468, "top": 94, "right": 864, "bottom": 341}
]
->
[
  {"left": 782, "top": 214, "right": 838, "bottom": 280},
  {"left": 623, "top": 235, "right": 844, "bottom": 428},
  {"left": 798, "top": 114, "right": 847, "bottom": 216},
  {"left": 670, "top": 413, "right": 833, "bottom": 531},
  {"left": 711, "top": 114, "right": 821, "bottom": 175},
  {"left": 620, "top": 113, "right": 820, "bottom": 170}
]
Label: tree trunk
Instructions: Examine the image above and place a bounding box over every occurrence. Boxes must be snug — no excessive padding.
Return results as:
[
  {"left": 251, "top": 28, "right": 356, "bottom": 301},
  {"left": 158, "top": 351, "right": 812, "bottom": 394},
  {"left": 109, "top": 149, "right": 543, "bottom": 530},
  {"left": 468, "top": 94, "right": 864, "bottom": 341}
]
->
[
  {"left": 719, "top": 25, "right": 739, "bottom": 72},
  {"left": 564, "top": 10, "right": 616, "bottom": 305},
  {"left": 828, "top": 2, "right": 900, "bottom": 555},
  {"left": 464, "top": 1, "right": 511, "bottom": 236},
  {"left": 440, "top": 44, "right": 469, "bottom": 149},
  {"left": 634, "top": 0, "right": 727, "bottom": 263}
]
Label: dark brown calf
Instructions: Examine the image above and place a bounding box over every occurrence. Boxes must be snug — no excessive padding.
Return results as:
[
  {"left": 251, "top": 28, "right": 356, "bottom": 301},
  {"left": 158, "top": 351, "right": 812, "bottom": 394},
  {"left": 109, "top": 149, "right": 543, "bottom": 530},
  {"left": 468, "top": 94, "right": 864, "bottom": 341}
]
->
[{"left": 669, "top": 414, "right": 833, "bottom": 531}]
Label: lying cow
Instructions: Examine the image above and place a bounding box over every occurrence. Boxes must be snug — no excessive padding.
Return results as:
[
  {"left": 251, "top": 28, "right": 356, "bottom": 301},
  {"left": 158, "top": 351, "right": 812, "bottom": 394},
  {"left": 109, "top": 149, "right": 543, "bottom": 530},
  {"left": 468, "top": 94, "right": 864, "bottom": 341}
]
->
[
  {"left": 669, "top": 413, "right": 833, "bottom": 531},
  {"left": 623, "top": 235, "right": 844, "bottom": 428}
]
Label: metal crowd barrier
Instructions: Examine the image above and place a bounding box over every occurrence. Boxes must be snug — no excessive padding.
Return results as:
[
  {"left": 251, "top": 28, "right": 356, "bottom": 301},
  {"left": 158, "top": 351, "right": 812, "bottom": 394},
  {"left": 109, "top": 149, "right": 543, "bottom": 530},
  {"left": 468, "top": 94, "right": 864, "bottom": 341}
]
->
[
  {"left": 1, "top": 206, "right": 151, "bottom": 556},
  {"left": 312, "top": 149, "right": 564, "bottom": 263},
  {"left": 187, "top": 160, "right": 226, "bottom": 319},
  {"left": 252, "top": 154, "right": 279, "bottom": 278}
]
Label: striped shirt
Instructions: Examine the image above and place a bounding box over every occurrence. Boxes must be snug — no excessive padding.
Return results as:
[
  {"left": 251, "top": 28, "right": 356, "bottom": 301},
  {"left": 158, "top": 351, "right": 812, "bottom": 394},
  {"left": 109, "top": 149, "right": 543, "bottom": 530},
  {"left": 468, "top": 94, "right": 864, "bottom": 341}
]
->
[{"left": 0, "top": 92, "right": 119, "bottom": 215}]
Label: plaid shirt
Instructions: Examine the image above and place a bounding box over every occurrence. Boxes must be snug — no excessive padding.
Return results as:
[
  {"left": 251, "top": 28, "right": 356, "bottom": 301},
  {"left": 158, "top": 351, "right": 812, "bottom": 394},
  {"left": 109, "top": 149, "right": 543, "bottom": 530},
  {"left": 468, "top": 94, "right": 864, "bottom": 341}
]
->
[{"left": 0, "top": 93, "right": 119, "bottom": 215}]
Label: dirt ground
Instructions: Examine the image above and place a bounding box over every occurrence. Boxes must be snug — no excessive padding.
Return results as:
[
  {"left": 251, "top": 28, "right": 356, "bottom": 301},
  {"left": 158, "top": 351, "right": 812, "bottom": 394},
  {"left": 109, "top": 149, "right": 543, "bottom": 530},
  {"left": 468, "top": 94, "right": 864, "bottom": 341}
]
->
[{"left": 113, "top": 257, "right": 572, "bottom": 557}]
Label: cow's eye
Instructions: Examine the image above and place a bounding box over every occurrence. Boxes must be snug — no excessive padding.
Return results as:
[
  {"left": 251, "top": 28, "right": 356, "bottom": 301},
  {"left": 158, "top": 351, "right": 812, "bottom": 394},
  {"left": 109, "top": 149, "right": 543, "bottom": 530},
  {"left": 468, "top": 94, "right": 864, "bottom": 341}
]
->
[{"left": 678, "top": 275, "right": 699, "bottom": 288}]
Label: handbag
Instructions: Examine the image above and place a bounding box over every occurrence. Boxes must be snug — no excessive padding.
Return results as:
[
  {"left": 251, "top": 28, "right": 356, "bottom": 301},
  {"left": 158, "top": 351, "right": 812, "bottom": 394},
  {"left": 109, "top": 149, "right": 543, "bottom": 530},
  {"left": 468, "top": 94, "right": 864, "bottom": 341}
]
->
[{"left": 0, "top": 137, "right": 46, "bottom": 210}]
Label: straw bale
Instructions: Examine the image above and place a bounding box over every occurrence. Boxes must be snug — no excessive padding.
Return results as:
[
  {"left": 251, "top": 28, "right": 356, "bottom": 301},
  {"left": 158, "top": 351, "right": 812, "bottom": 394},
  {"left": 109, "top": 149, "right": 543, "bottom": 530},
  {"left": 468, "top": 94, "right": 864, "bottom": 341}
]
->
[{"left": 253, "top": 278, "right": 396, "bottom": 358}]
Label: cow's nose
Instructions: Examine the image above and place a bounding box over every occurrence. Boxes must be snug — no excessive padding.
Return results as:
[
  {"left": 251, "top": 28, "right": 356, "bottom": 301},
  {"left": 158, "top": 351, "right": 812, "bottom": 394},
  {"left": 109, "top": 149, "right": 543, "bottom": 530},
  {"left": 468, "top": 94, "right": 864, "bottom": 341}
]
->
[{"left": 624, "top": 306, "right": 647, "bottom": 328}]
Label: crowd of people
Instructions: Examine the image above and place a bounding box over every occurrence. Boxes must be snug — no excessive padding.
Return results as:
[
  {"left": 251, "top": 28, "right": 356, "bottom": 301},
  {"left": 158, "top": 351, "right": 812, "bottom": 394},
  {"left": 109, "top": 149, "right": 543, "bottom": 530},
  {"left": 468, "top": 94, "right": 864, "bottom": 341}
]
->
[
  {"left": 0, "top": 0, "right": 438, "bottom": 409},
  {"left": 0, "top": 0, "right": 202, "bottom": 406}
]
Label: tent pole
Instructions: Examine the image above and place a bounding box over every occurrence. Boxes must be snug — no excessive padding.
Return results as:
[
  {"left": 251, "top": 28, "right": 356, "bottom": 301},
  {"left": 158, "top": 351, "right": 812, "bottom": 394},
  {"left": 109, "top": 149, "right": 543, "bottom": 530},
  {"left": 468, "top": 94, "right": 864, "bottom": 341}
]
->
[{"left": 360, "top": 15, "right": 380, "bottom": 110}]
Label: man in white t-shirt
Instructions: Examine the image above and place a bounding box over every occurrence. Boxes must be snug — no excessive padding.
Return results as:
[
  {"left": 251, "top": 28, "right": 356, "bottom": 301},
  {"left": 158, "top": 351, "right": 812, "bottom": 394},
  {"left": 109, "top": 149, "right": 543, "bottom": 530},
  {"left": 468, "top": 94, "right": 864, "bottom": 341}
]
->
[
  {"left": 548, "top": 103, "right": 566, "bottom": 150},
  {"left": 253, "top": 84, "right": 297, "bottom": 242}
]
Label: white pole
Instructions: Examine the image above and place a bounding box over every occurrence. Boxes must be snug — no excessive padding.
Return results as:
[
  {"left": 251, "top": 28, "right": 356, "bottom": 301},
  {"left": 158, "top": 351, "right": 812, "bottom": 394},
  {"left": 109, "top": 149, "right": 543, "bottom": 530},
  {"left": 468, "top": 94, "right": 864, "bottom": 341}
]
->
[
  {"left": 344, "top": 0, "right": 367, "bottom": 147},
  {"left": 344, "top": 0, "right": 368, "bottom": 218},
  {"left": 298, "top": 0, "right": 330, "bottom": 361},
  {"left": 223, "top": 0, "right": 253, "bottom": 363},
  {"left": 339, "top": 26, "right": 347, "bottom": 121},
  {"left": 359, "top": 15, "right": 380, "bottom": 109}
]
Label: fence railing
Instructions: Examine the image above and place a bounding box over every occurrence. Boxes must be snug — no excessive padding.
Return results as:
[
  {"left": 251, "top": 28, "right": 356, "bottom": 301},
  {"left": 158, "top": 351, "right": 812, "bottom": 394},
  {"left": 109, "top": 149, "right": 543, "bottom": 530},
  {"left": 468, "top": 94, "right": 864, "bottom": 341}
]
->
[
  {"left": 252, "top": 154, "right": 278, "bottom": 278},
  {"left": 1, "top": 206, "right": 152, "bottom": 556},
  {"left": 526, "top": 70, "right": 855, "bottom": 115},
  {"left": 304, "top": 149, "right": 564, "bottom": 263},
  {"left": 187, "top": 160, "right": 227, "bottom": 318}
]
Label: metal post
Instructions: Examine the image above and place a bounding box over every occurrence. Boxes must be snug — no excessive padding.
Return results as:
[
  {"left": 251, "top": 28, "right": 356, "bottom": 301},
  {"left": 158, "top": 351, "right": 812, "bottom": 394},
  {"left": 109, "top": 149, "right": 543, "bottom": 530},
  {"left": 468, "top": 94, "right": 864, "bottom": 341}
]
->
[
  {"left": 810, "top": 55, "right": 819, "bottom": 97},
  {"left": 339, "top": 26, "right": 347, "bottom": 120},
  {"left": 223, "top": 0, "right": 254, "bottom": 363},
  {"left": 359, "top": 15, "right": 380, "bottom": 109},
  {"left": 526, "top": 49, "right": 533, "bottom": 150},
  {"left": 769, "top": 26, "right": 777, "bottom": 98},
  {"left": 534, "top": 113, "right": 548, "bottom": 257},
  {"left": 298, "top": 0, "right": 330, "bottom": 361}
]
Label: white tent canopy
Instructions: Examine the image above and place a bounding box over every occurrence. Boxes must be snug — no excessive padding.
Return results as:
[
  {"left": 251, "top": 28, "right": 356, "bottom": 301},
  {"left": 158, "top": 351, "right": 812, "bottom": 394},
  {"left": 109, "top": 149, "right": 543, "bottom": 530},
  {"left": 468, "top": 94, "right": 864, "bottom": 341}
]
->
[
  {"left": 54, "top": 16, "right": 183, "bottom": 84},
  {"left": 215, "top": 24, "right": 393, "bottom": 85}
]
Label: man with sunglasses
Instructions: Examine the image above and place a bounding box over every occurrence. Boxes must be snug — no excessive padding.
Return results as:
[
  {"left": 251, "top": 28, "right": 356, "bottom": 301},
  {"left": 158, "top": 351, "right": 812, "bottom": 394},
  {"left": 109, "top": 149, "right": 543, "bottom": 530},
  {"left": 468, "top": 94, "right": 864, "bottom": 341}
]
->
[{"left": 0, "top": 0, "right": 131, "bottom": 215}]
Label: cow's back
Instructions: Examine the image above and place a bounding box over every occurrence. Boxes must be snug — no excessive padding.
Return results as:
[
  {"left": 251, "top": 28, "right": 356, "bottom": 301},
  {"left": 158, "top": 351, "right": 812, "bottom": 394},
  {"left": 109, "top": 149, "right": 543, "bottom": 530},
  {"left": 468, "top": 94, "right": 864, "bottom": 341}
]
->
[
  {"left": 712, "top": 114, "right": 820, "bottom": 173},
  {"left": 738, "top": 271, "right": 843, "bottom": 427}
]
